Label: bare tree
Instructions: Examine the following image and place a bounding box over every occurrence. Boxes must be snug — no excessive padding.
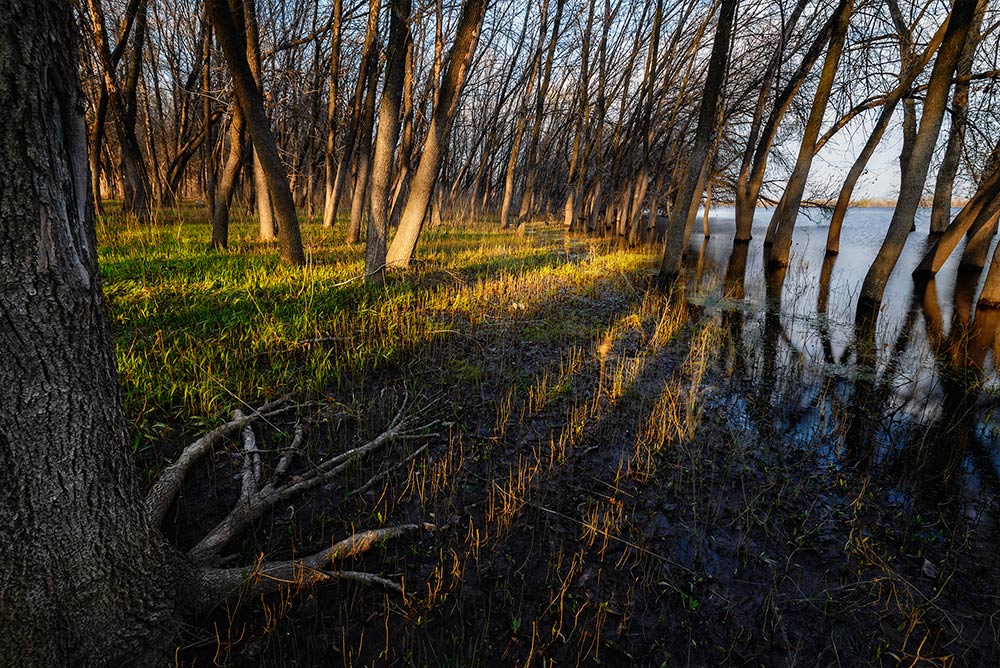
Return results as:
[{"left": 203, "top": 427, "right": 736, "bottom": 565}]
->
[
  {"left": 386, "top": 0, "right": 488, "bottom": 267},
  {"left": 207, "top": 0, "right": 305, "bottom": 265},
  {"left": 366, "top": 0, "right": 412, "bottom": 283},
  {"left": 859, "top": 0, "right": 979, "bottom": 314},
  {"left": 658, "top": 0, "right": 737, "bottom": 284}
]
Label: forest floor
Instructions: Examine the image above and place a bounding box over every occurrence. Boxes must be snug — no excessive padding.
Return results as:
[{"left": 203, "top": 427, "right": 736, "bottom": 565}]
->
[{"left": 100, "top": 204, "right": 999, "bottom": 667}]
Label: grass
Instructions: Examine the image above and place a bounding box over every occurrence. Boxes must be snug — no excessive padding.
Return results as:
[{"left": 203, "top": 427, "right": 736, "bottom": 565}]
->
[
  {"left": 97, "top": 203, "right": 999, "bottom": 667},
  {"left": 98, "top": 203, "right": 648, "bottom": 455}
]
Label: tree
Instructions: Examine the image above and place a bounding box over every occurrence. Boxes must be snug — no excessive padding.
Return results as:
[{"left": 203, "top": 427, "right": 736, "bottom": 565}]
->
[
  {"left": 1, "top": 0, "right": 179, "bottom": 661},
  {"left": 657, "top": 0, "right": 737, "bottom": 284},
  {"left": 1, "top": 2, "right": 432, "bottom": 661},
  {"left": 207, "top": 0, "right": 306, "bottom": 265},
  {"left": 858, "top": 0, "right": 978, "bottom": 314},
  {"left": 322, "top": 0, "right": 344, "bottom": 229},
  {"left": 765, "top": 0, "right": 853, "bottom": 268},
  {"left": 386, "top": 0, "right": 488, "bottom": 267},
  {"left": 366, "top": 0, "right": 413, "bottom": 283}
]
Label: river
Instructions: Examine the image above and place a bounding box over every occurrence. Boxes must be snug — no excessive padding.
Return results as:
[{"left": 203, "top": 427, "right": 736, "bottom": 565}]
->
[{"left": 685, "top": 205, "right": 1000, "bottom": 522}]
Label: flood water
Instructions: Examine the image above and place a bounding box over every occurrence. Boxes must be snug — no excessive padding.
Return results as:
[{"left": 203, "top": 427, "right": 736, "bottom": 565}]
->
[{"left": 685, "top": 206, "right": 1000, "bottom": 524}]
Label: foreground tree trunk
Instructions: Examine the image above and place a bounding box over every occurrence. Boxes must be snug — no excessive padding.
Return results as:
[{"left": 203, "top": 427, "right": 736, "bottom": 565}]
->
[
  {"left": 208, "top": 0, "right": 305, "bottom": 265},
  {"left": 386, "top": 0, "right": 487, "bottom": 267},
  {"left": 0, "top": 1, "right": 181, "bottom": 662}
]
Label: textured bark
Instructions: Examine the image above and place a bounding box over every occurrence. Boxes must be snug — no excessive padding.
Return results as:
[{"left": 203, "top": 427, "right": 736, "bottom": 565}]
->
[
  {"left": 366, "top": 0, "right": 412, "bottom": 283},
  {"left": 765, "top": 0, "right": 852, "bottom": 267},
  {"left": 859, "top": 0, "right": 977, "bottom": 311},
  {"left": 657, "top": 0, "right": 736, "bottom": 283},
  {"left": 208, "top": 0, "right": 305, "bottom": 265},
  {"left": 386, "top": 0, "right": 487, "bottom": 267},
  {"left": 0, "top": 1, "right": 181, "bottom": 662}
]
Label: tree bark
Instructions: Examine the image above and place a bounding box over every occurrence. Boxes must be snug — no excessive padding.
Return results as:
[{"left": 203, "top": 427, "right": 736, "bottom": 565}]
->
[
  {"left": 0, "top": 1, "right": 182, "bottom": 662},
  {"left": 366, "top": 0, "right": 412, "bottom": 283},
  {"left": 208, "top": 0, "right": 305, "bottom": 265},
  {"left": 386, "top": 0, "right": 487, "bottom": 267}
]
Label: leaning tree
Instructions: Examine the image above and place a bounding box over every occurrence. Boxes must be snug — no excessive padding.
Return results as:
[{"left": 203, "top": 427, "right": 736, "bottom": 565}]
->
[{"left": 0, "top": 0, "right": 431, "bottom": 664}]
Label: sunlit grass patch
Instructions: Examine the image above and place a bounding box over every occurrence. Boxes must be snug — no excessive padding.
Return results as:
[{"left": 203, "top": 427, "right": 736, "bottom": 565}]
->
[{"left": 97, "top": 205, "right": 655, "bottom": 450}]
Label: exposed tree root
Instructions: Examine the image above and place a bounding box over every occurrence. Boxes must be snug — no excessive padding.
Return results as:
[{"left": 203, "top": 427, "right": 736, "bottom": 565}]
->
[
  {"left": 146, "top": 397, "right": 292, "bottom": 526},
  {"left": 146, "top": 395, "right": 436, "bottom": 613},
  {"left": 196, "top": 524, "right": 428, "bottom": 599}
]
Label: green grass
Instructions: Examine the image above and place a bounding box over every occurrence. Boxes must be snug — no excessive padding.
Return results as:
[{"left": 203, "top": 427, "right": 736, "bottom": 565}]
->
[{"left": 97, "top": 202, "right": 651, "bottom": 447}]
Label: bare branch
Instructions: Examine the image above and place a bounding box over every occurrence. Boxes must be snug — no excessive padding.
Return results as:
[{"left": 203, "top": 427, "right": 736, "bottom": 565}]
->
[
  {"left": 187, "top": 401, "right": 437, "bottom": 562},
  {"left": 145, "top": 397, "right": 290, "bottom": 527}
]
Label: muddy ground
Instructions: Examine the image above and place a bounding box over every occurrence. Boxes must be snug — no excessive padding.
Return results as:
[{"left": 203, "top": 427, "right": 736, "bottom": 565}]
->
[{"left": 168, "top": 248, "right": 999, "bottom": 668}]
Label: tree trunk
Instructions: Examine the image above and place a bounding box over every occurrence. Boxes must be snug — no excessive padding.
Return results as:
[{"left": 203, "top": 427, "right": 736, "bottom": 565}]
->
[
  {"left": 914, "top": 139, "right": 1000, "bottom": 275},
  {"left": 658, "top": 0, "right": 736, "bottom": 283},
  {"left": 212, "top": 102, "right": 248, "bottom": 249},
  {"left": 322, "top": 0, "right": 344, "bottom": 229},
  {"left": 208, "top": 0, "right": 305, "bottom": 265},
  {"left": 732, "top": 0, "right": 816, "bottom": 241},
  {"left": 765, "top": 0, "right": 852, "bottom": 267},
  {"left": 514, "top": 0, "right": 565, "bottom": 231},
  {"left": 243, "top": 0, "right": 276, "bottom": 241},
  {"left": 0, "top": 1, "right": 182, "bottom": 662},
  {"left": 366, "top": 0, "right": 412, "bottom": 283},
  {"left": 347, "top": 15, "right": 382, "bottom": 245},
  {"left": 859, "top": 0, "right": 977, "bottom": 311},
  {"left": 929, "top": 0, "right": 986, "bottom": 234},
  {"left": 86, "top": 0, "right": 152, "bottom": 222},
  {"left": 332, "top": 0, "right": 381, "bottom": 232},
  {"left": 386, "top": 0, "right": 487, "bottom": 267}
]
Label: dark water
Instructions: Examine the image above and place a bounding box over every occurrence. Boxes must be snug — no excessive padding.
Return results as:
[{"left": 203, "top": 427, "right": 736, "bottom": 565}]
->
[{"left": 686, "top": 206, "right": 1000, "bottom": 524}]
